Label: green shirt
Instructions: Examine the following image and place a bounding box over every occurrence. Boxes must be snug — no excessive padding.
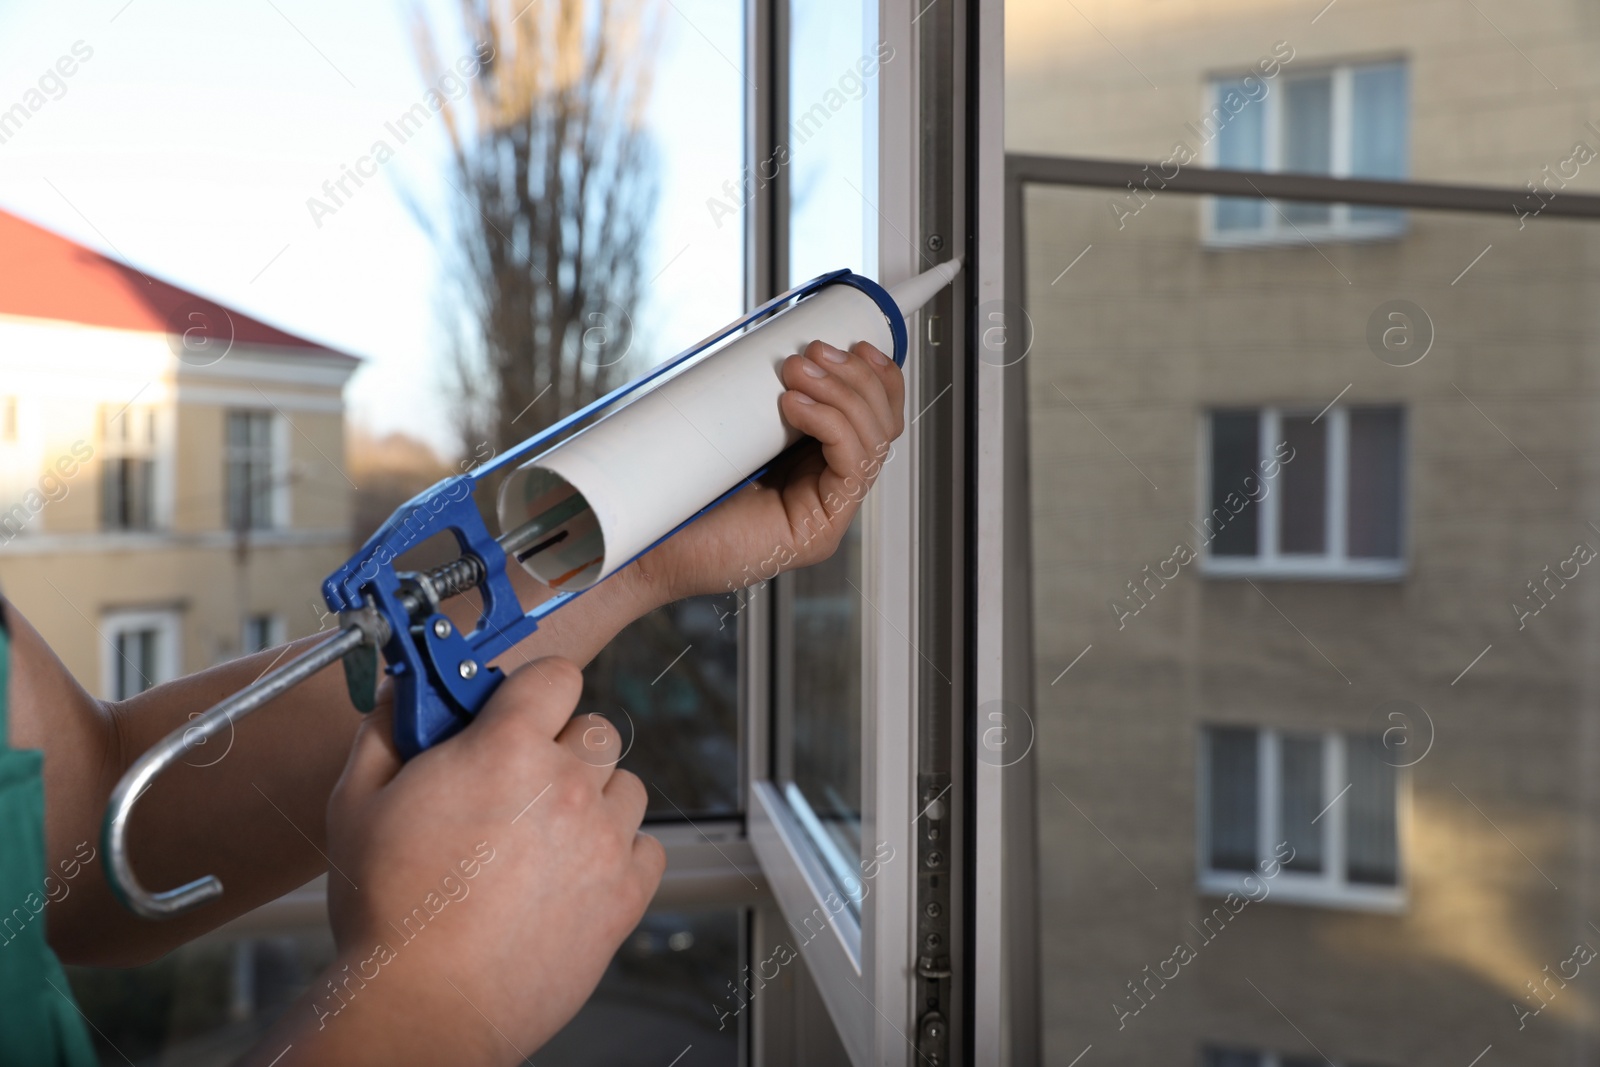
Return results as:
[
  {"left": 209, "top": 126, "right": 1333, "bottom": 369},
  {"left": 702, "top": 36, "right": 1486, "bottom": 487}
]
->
[{"left": 0, "top": 602, "right": 98, "bottom": 1065}]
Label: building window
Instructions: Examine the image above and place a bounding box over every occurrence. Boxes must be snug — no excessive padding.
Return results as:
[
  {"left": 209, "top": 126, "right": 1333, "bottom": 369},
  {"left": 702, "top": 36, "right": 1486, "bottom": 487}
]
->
[
  {"left": 102, "top": 609, "right": 181, "bottom": 702},
  {"left": 1202, "top": 406, "right": 1404, "bottom": 579},
  {"left": 1209, "top": 59, "right": 1409, "bottom": 243},
  {"left": 242, "top": 613, "right": 283, "bottom": 655},
  {"left": 101, "top": 406, "right": 158, "bottom": 531},
  {"left": 226, "top": 411, "right": 279, "bottom": 531},
  {"left": 1201, "top": 727, "right": 1401, "bottom": 909}
]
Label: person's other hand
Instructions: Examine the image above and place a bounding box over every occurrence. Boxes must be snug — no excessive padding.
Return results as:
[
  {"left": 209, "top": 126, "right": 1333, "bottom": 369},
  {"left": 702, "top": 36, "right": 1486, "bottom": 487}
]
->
[
  {"left": 631, "top": 339, "right": 905, "bottom": 605},
  {"left": 263, "top": 657, "right": 662, "bottom": 1066}
]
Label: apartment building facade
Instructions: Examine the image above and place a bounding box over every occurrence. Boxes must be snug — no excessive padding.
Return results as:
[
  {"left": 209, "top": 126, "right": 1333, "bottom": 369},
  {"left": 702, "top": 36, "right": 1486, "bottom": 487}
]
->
[
  {"left": 0, "top": 209, "right": 358, "bottom": 700},
  {"left": 1009, "top": 1, "right": 1600, "bottom": 1064}
]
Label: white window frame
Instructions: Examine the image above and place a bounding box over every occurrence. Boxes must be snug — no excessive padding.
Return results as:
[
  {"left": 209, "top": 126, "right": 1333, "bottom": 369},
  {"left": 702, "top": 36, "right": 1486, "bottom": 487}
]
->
[
  {"left": 1198, "top": 727, "right": 1407, "bottom": 912},
  {"left": 743, "top": 0, "right": 991, "bottom": 1061},
  {"left": 1202, "top": 60, "right": 1409, "bottom": 247},
  {"left": 1199, "top": 406, "right": 1406, "bottom": 581},
  {"left": 100, "top": 607, "right": 182, "bottom": 702}
]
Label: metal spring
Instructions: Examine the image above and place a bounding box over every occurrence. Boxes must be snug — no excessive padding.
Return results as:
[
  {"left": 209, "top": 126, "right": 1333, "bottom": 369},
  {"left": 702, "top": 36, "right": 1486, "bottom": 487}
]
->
[{"left": 423, "top": 555, "right": 486, "bottom": 600}]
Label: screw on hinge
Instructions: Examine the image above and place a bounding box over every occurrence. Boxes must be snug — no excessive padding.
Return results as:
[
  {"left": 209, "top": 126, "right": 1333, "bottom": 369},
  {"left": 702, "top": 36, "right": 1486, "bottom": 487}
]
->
[
  {"left": 459, "top": 660, "right": 479, "bottom": 679},
  {"left": 927, "top": 234, "right": 945, "bottom": 252},
  {"left": 433, "top": 618, "right": 453, "bottom": 638},
  {"left": 915, "top": 1009, "right": 949, "bottom": 1065}
]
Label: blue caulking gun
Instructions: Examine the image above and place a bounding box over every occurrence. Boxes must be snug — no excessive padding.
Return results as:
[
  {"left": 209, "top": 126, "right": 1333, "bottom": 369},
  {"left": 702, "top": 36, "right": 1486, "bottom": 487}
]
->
[{"left": 102, "top": 259, "right": 962, "bottom": 918}]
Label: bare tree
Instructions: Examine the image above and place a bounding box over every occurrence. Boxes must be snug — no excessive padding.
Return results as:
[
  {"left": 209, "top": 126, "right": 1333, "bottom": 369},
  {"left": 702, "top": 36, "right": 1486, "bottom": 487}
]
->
[
  {"left": 418, "top": 0, "right": 660, "bottom": 456},
  {"left": 415, "top": 2, "right": 739, "bottom": 819}
]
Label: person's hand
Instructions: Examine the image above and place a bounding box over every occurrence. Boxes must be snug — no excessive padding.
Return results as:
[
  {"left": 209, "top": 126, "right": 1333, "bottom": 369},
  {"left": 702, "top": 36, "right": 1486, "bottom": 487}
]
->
[
  {"left": 256, "top": 658, "right": 663, "bottom": 1066},
  {"left": 631, "top": 339, "right": 906, "bottom": 605}
]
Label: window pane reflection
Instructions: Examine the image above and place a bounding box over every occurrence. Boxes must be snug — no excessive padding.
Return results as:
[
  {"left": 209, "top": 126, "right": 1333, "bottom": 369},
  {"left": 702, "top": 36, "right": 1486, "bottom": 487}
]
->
[
  {"left": 779, "top": 531, "right": 865, "bottom": 884},
  {"left": 1024, "top": 176, "right": 1594, "bottom": 1062},
  {"left": 775, "top": 0, "right": 878, "bottom": 906},
  {"left": 67, "top": 911, "right": 742, "bottom": 1066}
]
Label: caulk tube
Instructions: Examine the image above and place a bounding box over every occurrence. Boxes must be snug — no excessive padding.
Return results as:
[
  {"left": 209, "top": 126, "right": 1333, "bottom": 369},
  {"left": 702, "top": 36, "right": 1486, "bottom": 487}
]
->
[{"left": 497, "top": 261, "right": 961, "bottom": 591}]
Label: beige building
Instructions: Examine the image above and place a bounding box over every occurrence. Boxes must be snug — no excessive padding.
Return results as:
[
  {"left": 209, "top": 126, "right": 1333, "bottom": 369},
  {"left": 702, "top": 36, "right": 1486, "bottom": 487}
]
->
[
  {"left": 0, "top": 208, "right": 358, "bottom": 700},
  {"left": 1010, "top": 2, "right": 1600, "bottom": 1065}
]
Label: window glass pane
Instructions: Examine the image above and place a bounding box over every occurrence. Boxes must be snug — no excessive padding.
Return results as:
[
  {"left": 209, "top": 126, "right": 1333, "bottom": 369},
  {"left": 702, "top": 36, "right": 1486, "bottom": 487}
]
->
[
  {"left": 114, "top": 632, "right": 150, "bottom": 701},
  {"left": 1346, "top": 735, "right": 1399, "bottom": 885},
  {"left": 777, "top": 0, "right": 876, "bottom": 899},
  {"left": 67, "top": 928, "right": 337, "bottom": 1063},
  {"left": 1209, "top": 412, "right": 1261, "bottom": 557},
  {"left": 585, "top": 594, "right": 740, "bottom": 818},
  {"left": 1351, "top": 62, "right": 1409, "bottom": 225},
  {"left": 1351, "top": 62, "right": 1411, "bottom": 168},
  {"left": 787, "top": 0, "right": 876, "bottom": 282},
  {"left": 1279, "top": 734, "right": 1325, "bottom": 873},
  {"left": 1208, "top": 727, "right": 1258, "bottom": 871},
  {"left": 1282, "top": 75, "right": 1333, "bottom": 225},
  {"left": 227, "top": 411, "right": 273, "bottom": 531},
  {"left": 782, "top": 541, "right": 864, "bottom": 871},
  {"left": 68, "top": 911, "right": 743, "bottom": 1066},
  {"left": 1278, "top": 415, "right": 1327, "bottom": 555},
  {"left": 534, "top": 910, "right": 743, "bottom": 1065},
  {"left": 1212, "top": 78, "right": 1265, "bottom": 231},
  {"left": 0, "top": 0, "right": 753, "bottom": 1053},
  {"left": 103, "top": 459, "right": 128, "bottom": 530},
  {"left": 138, "top": 631, "right": 157, "bottom": 694},
  {"left": 1347, "top": 408, "right": 1403, "bottom": 559},
  {"left": 101, "top": 407, "right": 156, "bottom": 531},
  {"left": 1019, "top": 10, "right": 1593, "bottom": 1063}
]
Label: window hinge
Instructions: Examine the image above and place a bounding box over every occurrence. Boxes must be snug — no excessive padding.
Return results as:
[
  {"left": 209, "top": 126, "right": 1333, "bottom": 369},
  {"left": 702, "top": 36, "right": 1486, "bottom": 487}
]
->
[{"left": 915, "top": 1010, "right": 949, "bottom": 1066}]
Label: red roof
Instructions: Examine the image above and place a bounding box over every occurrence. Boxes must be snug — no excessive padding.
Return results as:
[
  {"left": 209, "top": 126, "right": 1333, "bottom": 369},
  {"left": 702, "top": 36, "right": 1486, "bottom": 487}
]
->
[{"left": 0, "top": 207, "right": 357, "bottom": 361}]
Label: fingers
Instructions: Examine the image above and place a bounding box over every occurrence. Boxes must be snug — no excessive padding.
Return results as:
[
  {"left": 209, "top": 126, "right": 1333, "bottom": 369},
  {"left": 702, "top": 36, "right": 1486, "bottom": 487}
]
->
[
  {"left": 785, "top": 341, "right": 896, "bottom": 451},
  {"left": 601, "top": 771, "right": 661, "bottom": 900},
  {"left": 330, "top": 697, "right": 402, "bottom": 815},
  {"left": 779, "top": 389, "right": 872, "bottom": 506},
  {"left": 602, "top": 766, "right": 648, "bottom": 826},
  {"left": 556, "top": 711, "right": 624, "bottom": 784},
  {"left": 631, "top": 830, "right": 668, "bottom": 900},
  {"left": 472, "top": 656, "right": 584, "bottom": 744},
  {"left": 850, "top": 341, "right": 906, "bottom": 436}
]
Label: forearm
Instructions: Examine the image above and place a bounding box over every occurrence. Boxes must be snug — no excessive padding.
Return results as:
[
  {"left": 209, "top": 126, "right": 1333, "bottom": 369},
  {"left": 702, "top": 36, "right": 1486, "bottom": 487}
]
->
[{"left": 50, "top": 561, "right": 668, "bottom": 965}]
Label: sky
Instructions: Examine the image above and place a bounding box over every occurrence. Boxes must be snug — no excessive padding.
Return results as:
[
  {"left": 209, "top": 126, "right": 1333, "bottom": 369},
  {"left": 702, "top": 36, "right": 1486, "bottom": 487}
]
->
[{"left": 0, "top": 0, "right": 746, "bottom": 459}]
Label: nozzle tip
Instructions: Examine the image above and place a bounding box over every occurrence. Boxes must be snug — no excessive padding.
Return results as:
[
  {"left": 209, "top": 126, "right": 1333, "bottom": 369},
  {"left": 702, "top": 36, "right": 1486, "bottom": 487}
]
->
[{"left": 887, "top": 258, "right": 964, "bottom": 317}]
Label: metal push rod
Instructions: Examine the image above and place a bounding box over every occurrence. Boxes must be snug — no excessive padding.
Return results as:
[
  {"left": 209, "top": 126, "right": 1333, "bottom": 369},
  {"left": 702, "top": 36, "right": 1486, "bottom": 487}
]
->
[{"left": 103, "top": 626, "right": 367, "bottom": 918}]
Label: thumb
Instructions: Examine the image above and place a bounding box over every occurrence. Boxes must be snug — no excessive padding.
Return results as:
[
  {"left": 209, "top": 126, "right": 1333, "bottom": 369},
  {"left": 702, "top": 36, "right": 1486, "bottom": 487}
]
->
[{"left": 330, "top": 691, "right": 402, "bottom": 816}]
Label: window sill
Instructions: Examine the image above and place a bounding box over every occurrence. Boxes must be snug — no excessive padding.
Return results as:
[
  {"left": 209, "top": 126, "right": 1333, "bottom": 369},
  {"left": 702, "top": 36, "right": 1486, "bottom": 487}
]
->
[
  {"left": 1199, "top": 871, "right": 1405, "bottom": 914},
  {"left": 1200, "top": 557, "right": 1406, "bottom": 582}
]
